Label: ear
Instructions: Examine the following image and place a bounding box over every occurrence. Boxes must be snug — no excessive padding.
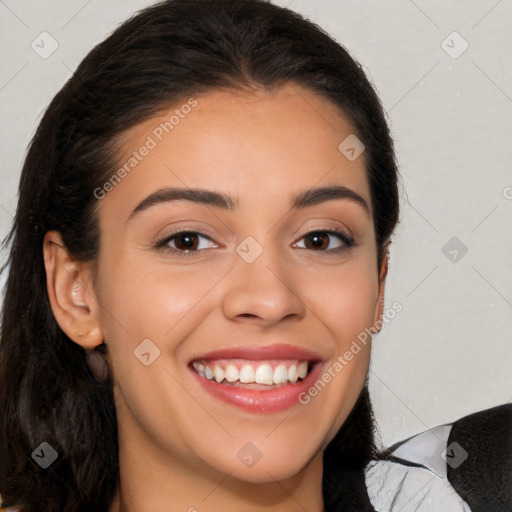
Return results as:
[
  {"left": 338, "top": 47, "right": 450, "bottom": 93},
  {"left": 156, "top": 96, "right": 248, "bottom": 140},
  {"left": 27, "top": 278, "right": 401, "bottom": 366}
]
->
[
  {"left": 371, "top": 247, "right": 389, "bottom": 334},
  {"left": 43, "top": 230, "right": 103, "bottom": 350}
]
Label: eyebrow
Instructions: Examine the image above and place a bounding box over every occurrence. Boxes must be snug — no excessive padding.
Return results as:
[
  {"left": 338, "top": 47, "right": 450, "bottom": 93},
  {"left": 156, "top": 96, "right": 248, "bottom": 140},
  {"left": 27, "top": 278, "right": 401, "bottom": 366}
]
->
[{"left": 128, "top": 185, "right": 370, "bottom": 221}]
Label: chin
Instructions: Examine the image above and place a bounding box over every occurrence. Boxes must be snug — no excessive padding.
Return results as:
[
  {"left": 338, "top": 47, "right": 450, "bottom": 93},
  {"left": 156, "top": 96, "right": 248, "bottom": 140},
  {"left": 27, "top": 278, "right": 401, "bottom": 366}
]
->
[{"left": 205, "top": 445, "right": 320, "bottom": 484}]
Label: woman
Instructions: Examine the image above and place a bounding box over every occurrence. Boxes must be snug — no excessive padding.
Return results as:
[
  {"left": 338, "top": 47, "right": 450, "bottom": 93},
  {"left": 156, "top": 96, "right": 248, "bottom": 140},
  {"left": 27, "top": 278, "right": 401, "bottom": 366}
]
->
[{"left": 0, "top": 1, "right": 509, "bottom": 511}]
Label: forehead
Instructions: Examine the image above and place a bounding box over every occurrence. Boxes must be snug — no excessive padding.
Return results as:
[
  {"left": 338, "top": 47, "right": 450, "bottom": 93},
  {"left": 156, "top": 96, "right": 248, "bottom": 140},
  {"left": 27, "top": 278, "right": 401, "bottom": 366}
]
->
[{"left": 101, "top": 82, "right": 371, "bottom": 218}]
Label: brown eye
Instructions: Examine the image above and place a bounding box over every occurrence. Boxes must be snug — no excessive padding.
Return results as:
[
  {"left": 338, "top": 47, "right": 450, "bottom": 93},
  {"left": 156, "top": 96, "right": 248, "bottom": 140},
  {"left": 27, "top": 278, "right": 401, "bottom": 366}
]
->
[
  {"left": 155, "top": 230, "right": 217, "bottom": 256},
  {"left": 172, "top": 232, "right": 200, "bottom": 251},
  {"left": 304, "top": 232, "right": 330, "bottom": 250},
  {"left": 295, "top": 230, "right": 354, "bottom": 252}
]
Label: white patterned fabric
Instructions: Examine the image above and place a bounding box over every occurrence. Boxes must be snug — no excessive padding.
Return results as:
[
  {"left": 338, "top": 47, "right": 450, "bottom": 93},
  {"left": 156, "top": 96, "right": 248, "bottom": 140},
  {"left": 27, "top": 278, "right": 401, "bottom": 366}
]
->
[{"left": 365, "top": 424, "right": 472, "bottom": 511}]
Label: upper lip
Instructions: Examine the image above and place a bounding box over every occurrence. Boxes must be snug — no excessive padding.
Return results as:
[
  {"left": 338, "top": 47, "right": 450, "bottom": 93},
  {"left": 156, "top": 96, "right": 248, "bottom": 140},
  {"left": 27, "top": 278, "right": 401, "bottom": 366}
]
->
[{"left": 189, "top": 343, "right": 326, "bottom": 363}]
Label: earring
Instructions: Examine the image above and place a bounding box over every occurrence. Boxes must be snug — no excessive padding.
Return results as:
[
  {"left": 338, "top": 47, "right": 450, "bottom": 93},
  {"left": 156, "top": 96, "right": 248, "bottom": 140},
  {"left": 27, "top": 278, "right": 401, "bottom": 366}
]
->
[{"left": 83, "top": 343, "right": 109, "bottom": 384}]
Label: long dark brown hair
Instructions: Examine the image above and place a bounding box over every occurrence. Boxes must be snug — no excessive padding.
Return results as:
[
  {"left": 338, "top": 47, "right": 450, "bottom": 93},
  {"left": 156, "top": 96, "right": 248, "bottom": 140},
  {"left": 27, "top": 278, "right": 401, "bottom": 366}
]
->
[{"left": 0, "top": 1, "right": 400, "bottom": 510}]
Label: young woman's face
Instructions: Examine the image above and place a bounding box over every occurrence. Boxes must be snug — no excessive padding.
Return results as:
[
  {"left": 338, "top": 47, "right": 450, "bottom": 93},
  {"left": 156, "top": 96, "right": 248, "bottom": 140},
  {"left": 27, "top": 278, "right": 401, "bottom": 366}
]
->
[{"left": 93, "top": 83, "right": 384, "bottom": 483}]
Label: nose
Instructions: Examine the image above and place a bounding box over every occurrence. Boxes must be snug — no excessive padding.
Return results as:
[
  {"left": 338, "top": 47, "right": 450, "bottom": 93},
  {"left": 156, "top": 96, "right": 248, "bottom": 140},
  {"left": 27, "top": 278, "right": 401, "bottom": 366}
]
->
[{"left": 221, "top": 239, "right": 306, "bottom": 327}]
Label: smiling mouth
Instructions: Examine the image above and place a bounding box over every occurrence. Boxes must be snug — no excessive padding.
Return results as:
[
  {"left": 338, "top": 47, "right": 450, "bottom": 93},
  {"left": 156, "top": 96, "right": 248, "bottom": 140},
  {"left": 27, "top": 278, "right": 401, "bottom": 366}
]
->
[{"left": 190, "top": 358, "right": 316, "bottom": 389}]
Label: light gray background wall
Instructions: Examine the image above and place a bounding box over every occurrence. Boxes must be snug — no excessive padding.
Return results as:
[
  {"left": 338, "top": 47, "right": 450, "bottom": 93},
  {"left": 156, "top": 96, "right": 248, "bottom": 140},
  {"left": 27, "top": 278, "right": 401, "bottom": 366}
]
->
[{"left": 0, "top": 0, "right": 510, "bottom": 448}]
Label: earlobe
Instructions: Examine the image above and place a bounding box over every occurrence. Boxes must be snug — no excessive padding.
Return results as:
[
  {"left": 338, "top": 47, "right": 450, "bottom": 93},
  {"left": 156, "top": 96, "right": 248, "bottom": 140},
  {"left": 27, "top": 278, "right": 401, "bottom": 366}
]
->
[{"left": 43, "top": 231, "right": 103, "bottom": 350}]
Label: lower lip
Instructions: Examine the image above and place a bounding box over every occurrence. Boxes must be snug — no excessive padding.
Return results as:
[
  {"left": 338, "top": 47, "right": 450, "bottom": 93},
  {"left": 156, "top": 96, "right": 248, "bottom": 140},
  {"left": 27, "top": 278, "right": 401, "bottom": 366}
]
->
[{"left": 190, "top": 362, "right": 324, "bottom": 413}]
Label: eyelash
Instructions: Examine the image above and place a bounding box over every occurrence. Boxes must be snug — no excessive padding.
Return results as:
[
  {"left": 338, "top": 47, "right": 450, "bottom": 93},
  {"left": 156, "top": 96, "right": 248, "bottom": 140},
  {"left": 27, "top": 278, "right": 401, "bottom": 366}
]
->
[{"left": 154, "top": 229, "right": 355, "bottom": 258}]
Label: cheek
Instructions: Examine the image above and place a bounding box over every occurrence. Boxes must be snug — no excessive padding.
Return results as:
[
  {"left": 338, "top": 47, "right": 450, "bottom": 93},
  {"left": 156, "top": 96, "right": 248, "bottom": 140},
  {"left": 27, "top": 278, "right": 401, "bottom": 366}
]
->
[
  {"left": 304, "top": 259, "right": 379, "bottom": 344},
  {"left": 95, "top": 253, "right": 227, "bottom": 347},
  {"left": 98, "top": 250, "right": 379, "bottom": 343}
]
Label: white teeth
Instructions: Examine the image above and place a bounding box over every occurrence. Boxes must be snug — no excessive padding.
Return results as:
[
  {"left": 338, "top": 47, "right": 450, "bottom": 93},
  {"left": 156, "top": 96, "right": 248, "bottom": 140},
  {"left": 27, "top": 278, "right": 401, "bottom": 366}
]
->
[
  {"left": 297, "top": 361, "right": 308, "bottom": 379},
  {"left": 224, "top": 364, "right": 239, "bottom": 383},
  {"left": 214, "top": 365, "right": 225, "bottom": 383},
  {"left": 288, "top": 364, "right": 298, "bottom": 383},
  {"left": 192, "top": 360, "right": 312, "bottom": 386},
  {"left": 273, "top": 364, "right": 288, "bottom": 384},
  {"left": 255, "top": 363, "right": 274, "bottom": 385},
  {"left": 239, "top": 364, "right": 255, "bottom": 383}
]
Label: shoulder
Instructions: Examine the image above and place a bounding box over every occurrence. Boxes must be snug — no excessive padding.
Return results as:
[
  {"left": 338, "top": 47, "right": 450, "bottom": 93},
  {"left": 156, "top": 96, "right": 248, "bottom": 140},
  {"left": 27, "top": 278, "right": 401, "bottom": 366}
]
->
[{"left": 365, "top": 403, "right": 512, "bottom": 512}]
